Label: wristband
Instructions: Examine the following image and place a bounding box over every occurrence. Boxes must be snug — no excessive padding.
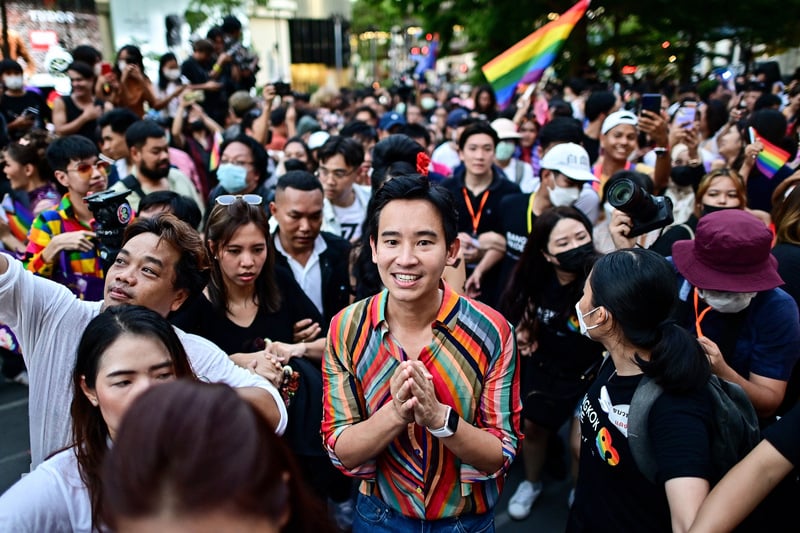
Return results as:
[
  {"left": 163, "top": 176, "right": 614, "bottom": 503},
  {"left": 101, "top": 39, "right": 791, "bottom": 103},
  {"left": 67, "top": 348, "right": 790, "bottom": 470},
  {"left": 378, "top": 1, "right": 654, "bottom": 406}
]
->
[{"left": 212, "top": 64, "right": 222, "bottom": 74}]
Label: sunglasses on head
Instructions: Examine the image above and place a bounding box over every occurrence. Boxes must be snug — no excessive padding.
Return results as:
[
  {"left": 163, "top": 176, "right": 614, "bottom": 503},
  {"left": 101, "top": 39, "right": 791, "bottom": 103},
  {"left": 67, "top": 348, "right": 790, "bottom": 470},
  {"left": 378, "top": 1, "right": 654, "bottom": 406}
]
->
[
  {"left": 68, "top": 160, "right": 111, "bottom": 179},
  {"left": 215, "top": 194, "right": 263, "bottom": 206}
]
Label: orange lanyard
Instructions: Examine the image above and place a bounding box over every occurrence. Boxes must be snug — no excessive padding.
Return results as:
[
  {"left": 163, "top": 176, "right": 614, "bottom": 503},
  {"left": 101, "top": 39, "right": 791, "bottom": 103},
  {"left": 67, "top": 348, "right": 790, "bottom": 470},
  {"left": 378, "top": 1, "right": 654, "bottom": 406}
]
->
[
  {"left": 693, "top": 287, "right": 712, "bottom": 337},
  {"left": 462, "top": 188, "right": 490, "bottom": 236}
]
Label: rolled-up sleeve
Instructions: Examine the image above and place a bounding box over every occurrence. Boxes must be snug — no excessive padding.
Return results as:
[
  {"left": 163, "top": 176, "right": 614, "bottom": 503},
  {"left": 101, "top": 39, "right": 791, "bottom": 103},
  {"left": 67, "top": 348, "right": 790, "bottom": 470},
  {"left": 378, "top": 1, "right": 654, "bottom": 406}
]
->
[
  {"left": 321, "top": 313, "right": 376, "bottom": 478},
  {"left": 461, "top": 323, "right": 522, "bottom": 482}
]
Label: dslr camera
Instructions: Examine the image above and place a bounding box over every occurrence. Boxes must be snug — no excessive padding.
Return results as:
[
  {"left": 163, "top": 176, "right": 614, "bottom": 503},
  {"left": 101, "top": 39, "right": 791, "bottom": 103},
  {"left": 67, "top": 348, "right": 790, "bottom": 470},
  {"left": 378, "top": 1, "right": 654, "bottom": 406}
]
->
[
  {"left": 607, "top": 177, "right": 673, "bottom": 238},
  {"left": 85, "top": 189, "right": 134, "bottom": 272}
]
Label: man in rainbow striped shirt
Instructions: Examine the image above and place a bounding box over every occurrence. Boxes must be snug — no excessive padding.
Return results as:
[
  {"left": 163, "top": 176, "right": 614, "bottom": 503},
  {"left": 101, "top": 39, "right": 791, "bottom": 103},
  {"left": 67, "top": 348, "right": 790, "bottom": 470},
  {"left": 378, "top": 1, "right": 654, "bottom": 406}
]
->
[{"left": 322, "top": 175, "right": 522, "bottom": 531}]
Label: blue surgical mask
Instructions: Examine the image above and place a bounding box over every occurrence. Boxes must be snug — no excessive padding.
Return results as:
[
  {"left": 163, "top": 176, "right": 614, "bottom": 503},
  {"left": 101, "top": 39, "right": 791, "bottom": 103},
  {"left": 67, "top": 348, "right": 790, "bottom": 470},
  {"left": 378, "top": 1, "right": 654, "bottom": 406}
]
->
[
  {"left": 495, "top": 141, "right": 516, "bottom": 161},
  {"left": 217, "top": 163, "right": 248, "bottom": 193}
]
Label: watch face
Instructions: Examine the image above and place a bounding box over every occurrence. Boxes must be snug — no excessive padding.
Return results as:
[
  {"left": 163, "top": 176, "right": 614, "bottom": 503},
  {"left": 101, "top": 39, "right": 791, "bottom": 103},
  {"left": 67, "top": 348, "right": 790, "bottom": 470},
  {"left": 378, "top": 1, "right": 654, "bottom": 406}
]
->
[{"left": 447, "top": 407, "right": 459, "bottom": 433}]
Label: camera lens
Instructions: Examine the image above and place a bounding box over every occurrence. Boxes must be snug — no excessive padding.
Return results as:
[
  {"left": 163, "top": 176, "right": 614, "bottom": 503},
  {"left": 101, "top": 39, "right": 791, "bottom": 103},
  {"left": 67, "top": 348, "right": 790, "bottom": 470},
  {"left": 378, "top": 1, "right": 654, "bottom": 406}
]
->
[{"left": 607, "top": 178, "right": 636, "bottom": 207}]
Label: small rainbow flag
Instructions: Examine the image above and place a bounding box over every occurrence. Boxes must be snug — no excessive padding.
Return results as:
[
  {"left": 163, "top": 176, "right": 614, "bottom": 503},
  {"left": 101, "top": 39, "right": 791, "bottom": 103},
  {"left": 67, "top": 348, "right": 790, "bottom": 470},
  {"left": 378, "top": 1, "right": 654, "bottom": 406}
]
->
[
  {"left": 481, "top": 0, "right": 590, "bottom": 109},
  {"left": 750, "top": 127, "right": 791, "bottom": 179},
  {"left": 1, "top": 193, "right": 33, "bottom": 242}
]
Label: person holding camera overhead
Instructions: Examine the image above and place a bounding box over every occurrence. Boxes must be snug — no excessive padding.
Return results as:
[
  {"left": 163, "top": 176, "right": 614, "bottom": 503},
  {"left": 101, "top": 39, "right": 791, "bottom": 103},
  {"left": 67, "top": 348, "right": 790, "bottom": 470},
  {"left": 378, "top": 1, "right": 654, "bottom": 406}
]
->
[{"left": 23, "top": 135, "right": 109, "bottom": 300}]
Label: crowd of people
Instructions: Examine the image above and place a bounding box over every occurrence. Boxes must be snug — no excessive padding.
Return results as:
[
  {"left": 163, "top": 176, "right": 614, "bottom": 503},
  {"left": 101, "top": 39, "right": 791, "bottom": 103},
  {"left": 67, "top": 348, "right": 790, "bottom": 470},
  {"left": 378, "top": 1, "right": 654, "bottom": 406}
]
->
[{"left": 1, "top": 15, "right": 800, "bottom": 532}]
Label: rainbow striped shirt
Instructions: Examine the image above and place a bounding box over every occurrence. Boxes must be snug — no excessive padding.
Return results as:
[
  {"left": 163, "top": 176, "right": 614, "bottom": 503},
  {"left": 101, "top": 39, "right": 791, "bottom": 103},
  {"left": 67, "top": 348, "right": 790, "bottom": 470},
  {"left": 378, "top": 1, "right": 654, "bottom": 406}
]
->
[
  {"left": 321, "top": 282, "right": 522, "bottom": 520},
  {"left": 24, "top": 194, "right": 103, "bottom": 280}
]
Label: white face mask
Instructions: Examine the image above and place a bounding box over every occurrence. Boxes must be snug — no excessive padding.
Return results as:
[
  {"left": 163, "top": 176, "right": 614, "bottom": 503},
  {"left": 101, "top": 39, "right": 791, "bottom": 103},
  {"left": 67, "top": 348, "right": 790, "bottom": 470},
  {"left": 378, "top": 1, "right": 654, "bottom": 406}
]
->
[
  {"left": 575, "top": 302, "right": 601, "bottom": 338},
  {"left": 164, "top": 68, "right": 181, "bottom": 81},
  {"left": 3, "top": 75, "right": 23, "bottom": 91},
  {"left": 117, "top": 60, "right": 128, "bottom": 71},
  {"left": 549, "top": 185, "right": 581, "bottom": 206},
  {"left": 699, "top": 289, "right": 757, "bottom": 314},
  {"left": 421, "top": 96, "right": 436, "bottom": 110}
]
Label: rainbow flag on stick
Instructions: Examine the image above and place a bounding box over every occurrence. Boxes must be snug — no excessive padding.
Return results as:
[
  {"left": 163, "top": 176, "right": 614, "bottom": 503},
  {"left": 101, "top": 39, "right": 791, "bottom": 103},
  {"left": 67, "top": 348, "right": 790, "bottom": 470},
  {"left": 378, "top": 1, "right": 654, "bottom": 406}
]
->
[
  {"left": 749, "top": 127, "right": 791, "bottom": 179},
  {"left": 481, "top": 0, "right": 590, "bottom": 109}
]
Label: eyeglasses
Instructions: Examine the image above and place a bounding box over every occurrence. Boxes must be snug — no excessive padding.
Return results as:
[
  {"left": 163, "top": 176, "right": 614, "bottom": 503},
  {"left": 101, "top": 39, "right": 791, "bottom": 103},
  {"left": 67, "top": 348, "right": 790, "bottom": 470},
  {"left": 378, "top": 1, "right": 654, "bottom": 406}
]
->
[
  {"left": 219, "top": 159, "right": 253, "bottom": 168},
  {"left": 67, "top": 160, "right": 111, "bottom": 180},
  {"left": 316, "top": 166, "right": 355, "bottom": 180},
  {"left": 215, "top": 194, "right": 263, "bottom": 206}
]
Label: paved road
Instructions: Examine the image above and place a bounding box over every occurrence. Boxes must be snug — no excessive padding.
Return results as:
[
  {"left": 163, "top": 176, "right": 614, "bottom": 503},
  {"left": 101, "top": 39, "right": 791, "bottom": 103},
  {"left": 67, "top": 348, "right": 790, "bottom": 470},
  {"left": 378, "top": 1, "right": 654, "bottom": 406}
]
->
[{"left": 0, "top": 379, "right": 571, "bottom": 532}]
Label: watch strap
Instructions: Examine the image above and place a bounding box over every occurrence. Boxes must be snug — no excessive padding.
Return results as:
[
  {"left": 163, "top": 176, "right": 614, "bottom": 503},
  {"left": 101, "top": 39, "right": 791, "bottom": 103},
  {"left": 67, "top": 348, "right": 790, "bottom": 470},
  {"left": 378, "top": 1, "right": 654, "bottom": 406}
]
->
[{"left": 428, "top": 405, "right": 458, "bottom": 438}]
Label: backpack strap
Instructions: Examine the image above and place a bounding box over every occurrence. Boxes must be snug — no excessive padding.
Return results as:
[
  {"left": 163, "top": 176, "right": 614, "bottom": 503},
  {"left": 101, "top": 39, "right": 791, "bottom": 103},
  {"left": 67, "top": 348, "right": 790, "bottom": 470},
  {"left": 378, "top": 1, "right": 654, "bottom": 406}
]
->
[
  {"left": 121, "top": 175, "right": 145, "bottom": 202},
  {"left": 627, "top": 375, "right": 663, "bottom": 484},
  {"left": 677, "top": 223, "right": 694, "bottom": 240}
]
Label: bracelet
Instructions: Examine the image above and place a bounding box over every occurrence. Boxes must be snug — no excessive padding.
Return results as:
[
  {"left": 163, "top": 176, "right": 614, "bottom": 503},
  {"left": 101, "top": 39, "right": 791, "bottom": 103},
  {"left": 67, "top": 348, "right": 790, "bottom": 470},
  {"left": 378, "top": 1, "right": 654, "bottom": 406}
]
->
[{"left": 212, "top": 64, "right": 222, "bottom": 73}]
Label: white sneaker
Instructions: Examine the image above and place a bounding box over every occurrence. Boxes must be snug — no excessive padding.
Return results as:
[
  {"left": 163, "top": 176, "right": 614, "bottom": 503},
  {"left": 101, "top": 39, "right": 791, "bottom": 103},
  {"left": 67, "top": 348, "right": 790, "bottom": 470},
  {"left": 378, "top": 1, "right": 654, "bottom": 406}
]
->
[{"left": 507, "top": 480, "right": 542, "bottom": 520}]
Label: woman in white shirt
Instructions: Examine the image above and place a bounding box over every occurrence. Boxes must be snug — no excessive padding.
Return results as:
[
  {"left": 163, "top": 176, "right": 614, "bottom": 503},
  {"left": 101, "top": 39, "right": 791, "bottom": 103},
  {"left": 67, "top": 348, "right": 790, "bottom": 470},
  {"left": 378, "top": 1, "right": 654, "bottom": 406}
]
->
[{"left": 0, "top": 305, "right": 196, "bottom": 532}]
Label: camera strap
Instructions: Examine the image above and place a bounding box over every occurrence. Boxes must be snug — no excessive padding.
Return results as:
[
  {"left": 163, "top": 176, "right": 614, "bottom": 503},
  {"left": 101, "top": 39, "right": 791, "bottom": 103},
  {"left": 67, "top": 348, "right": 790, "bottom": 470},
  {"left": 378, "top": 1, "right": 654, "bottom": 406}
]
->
[{"left": 121, "top": 175, "right": 145, "bottom": 205}]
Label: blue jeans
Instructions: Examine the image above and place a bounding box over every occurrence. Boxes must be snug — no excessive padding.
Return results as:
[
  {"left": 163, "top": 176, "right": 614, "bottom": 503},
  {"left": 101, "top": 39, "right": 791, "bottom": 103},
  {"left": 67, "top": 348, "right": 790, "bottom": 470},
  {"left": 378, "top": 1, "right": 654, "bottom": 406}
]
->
[{"left": 352, "top": 493, "right": 495, "bottom": 533}]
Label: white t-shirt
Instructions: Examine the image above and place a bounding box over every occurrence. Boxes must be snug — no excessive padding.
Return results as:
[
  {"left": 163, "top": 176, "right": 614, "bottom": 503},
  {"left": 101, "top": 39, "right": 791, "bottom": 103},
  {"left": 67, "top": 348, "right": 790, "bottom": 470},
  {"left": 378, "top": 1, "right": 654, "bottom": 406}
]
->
[
  {"left": 0, "top": 448, "right": 96, "bottom": 532},
  {"left": 496, "top": 159, "right": 539, "bottom": 194},
  {"left": 0, "top": 257, "right": 287, "bottom": 470},
  {"left": 332, "top": 200, "right": 366, "bottom": 241},
  {"left": 431, "top": 142, "right": 461, "bottom": 174}
]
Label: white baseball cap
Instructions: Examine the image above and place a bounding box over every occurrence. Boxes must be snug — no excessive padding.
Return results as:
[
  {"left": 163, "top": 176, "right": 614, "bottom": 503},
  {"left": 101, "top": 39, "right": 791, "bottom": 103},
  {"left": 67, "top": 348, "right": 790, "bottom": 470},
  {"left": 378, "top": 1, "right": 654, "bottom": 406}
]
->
[
  {"left": 307, "top": 131, "right": 330, "bottom": 150},
  {"left": 601, "top": 110, "right": 639, "bottom": 135},
  {"left": 540, "top": 143, "right": 597, "bottom": 182},
  {"left": 490, "top": 117, "right": 521, "bottom": 140}
]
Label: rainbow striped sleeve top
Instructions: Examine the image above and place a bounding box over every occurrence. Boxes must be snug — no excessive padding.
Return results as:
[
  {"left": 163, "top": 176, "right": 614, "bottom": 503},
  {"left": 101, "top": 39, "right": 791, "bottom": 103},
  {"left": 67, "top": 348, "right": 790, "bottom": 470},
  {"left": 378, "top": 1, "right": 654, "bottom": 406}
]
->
[{"left": 321, "top": 281, "right": 522, "bottom": 520}]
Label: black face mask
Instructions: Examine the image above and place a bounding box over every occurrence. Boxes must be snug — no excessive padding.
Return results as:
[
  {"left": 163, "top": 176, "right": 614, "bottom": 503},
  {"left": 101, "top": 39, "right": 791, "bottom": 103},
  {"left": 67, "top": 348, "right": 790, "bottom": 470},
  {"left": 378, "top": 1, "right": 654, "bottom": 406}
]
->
[
  {"left": 701, "top": 204, "right": 738, "bottom": 217},
  {"left": 554, "top": 242, "right": 595, "bottom": 274},
  {"left": 671, "top": 165, "right": 697, "bottom": 187},
  {"left": 189, "top": 119, "right": 206, "bottom": 132}
]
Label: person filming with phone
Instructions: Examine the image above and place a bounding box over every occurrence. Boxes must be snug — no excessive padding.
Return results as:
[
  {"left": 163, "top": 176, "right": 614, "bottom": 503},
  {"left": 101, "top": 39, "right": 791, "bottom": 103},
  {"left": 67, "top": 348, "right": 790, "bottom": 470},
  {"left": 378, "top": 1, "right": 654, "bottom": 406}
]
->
[{"left": 0, "top": 59, "right": 49, "bottom": 140}]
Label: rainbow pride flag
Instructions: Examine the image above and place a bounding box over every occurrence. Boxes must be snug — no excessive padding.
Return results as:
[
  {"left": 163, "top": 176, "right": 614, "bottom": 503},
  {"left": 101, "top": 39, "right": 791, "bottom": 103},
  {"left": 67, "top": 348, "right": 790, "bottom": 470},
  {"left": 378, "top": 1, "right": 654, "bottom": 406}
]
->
[
  {"left": 481, "top": 0, "right": 590, "bottom": 109},
  {"left": 750, "top": 127, "right": 791, "bottom": 179},
  {"left": 1, "top": 193, "right": 33, "bottom": 242}
]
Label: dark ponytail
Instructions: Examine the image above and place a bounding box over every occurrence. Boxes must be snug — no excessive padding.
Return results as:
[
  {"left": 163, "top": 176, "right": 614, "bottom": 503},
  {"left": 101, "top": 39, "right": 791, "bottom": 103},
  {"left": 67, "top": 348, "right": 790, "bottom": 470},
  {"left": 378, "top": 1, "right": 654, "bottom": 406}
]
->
[{"left": 590, "top": 249, "right": 710, "bottom": 393}]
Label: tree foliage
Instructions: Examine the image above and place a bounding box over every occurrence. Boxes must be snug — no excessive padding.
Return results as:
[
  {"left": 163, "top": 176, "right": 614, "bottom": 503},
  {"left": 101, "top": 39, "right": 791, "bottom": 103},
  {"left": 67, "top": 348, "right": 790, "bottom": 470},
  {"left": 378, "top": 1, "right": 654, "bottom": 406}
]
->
[{"left": 353, "top": 0, "right": 800, "bottom": 84}]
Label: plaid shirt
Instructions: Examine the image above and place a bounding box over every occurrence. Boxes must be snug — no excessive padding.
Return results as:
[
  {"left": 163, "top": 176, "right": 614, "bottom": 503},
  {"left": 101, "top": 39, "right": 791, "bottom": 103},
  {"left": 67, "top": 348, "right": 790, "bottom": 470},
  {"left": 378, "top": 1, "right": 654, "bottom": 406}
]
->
[{"left": 322, "top": 281, "right": 522, "bottom": 519}]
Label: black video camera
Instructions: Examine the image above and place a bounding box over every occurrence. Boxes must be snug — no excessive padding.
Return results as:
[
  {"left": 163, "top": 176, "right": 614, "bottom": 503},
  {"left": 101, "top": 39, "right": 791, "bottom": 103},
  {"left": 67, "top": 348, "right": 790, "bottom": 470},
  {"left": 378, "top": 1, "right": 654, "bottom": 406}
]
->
[
  {"left": 85, "top": 189, "right": 134, "bottom": 273},
  {"left": 607, "top": 177, "right": 673, "bottom": 238}
]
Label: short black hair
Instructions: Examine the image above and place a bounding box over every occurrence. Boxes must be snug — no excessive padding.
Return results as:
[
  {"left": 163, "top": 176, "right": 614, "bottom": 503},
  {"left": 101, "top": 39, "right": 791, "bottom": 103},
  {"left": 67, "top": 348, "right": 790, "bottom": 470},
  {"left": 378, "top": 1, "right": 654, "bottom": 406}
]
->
[
  {"left": 340, "top": 120, "right": 378, "bottom": 143},
  {"left": 139, "top": 191, "right": 203, "bottom": 230},
  {"left": 457, "top": 121, "right": 499, "bottom": 150},
  {"left": 125, "top": 120, "right": 166, "bottom": 149},
  {"left": 538, "top": 117, "right": 584, "bottom": 151},
  {"left": 219, "top": 134, "right": 270, "bottom": 185},
  {"left": 401, "top": 123, "right": 431, "bottom": 147},
  {"left": 0, "top": 59, "right": 23, "bottom": 75},
  {"left": 98, "top": 108, "right": 140, "bottom": 134},
  {"left": 317, "top": 135, "right": 364, "bottom": 169},
  {"left": 70, "top": 45, "right": 102, "bottom": 66},
  {"left": 221, "top": 15, "right": 242, "bottom": 34},
  {"left": 353, "top": 105, "right": 378, "bottom": 122},
  {"left": 276, "top": 170, "right": 323, "bottom": 195},
  {"left": 66, "top": 61, "right": 95, "bottom": 80},
  {"left": 585, "top": 90, "right": 617, "bottom": 122},
  {"left": 367, "top": 175, "right": 458, "bottom": 248},
  {"left": 46, "top": 135, "right": 99, "bottom": 172}
]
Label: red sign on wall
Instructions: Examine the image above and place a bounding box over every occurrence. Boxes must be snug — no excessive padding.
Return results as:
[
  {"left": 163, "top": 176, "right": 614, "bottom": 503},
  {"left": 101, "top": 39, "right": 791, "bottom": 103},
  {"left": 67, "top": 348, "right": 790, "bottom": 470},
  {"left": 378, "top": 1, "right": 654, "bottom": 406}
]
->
[{"left": 29, "top": 30, "right": 58, "bottom": 51}]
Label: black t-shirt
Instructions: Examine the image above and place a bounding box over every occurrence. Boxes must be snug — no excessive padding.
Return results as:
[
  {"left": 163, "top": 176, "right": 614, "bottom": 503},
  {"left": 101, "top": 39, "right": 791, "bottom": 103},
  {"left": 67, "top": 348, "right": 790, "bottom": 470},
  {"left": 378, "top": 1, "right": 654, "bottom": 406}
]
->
[
  {"left": 0, "top": 91, "right": 50, "bottom": 138},
  {"left": 496, "top": 192, "right": 536, "bottom": 292},
  {"left": 649, "top": 215, "right": 698, "bottom": 258},
  {"left": 170, "top": 265, "right": 323, "bottom": 354},
  {"left": 765, "top": 399, "right": 800, "bottom": 467},
  {"left": 568, "top": 361, "right": 713, "bottom": 533},
  {"left": 773, "top": 242, "right": 800, "bottom": 310},
  {"left": 441, "top": 168, "right": 520, "bottom": 307},
  {"left": 532, "top": 276, "right": 605, "bottom": 376},
  {"left": 180, "top": 57, "right": 226, "bottom": 124},
  {"left": 583, "top": 133, "right": 600, "bottom": 165}
]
